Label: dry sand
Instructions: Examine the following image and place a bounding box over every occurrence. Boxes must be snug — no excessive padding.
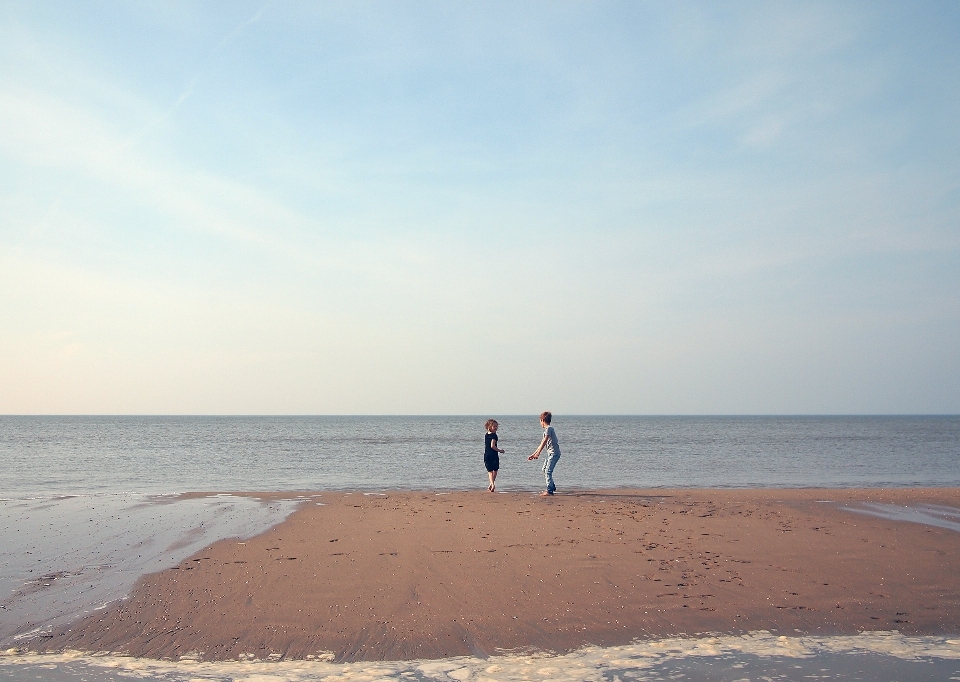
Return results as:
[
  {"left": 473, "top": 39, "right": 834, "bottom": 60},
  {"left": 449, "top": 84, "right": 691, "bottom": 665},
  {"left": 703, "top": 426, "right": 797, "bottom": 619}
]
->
[{"left": 26, "top": 488, "right": 960, "bottom": 662}]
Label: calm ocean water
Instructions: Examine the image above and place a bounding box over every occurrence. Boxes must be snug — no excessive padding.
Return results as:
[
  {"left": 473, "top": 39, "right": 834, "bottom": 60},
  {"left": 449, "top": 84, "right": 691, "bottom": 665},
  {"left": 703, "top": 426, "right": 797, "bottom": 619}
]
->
[{"left": 2, "top": 415, "right": 959, "bottom": 498}]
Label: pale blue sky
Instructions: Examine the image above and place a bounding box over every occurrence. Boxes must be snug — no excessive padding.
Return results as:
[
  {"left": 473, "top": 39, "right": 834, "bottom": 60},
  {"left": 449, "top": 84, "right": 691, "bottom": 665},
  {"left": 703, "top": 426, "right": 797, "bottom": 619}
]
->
[{"left": 1, "top": 1, "right": 958, "bottom": 414}]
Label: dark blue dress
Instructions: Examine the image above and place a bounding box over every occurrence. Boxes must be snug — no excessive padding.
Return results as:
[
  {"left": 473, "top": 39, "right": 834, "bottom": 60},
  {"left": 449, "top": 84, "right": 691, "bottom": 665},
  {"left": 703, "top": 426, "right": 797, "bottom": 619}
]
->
[{"left": 484, "top": 432, "right": 500, "bottom": 472}]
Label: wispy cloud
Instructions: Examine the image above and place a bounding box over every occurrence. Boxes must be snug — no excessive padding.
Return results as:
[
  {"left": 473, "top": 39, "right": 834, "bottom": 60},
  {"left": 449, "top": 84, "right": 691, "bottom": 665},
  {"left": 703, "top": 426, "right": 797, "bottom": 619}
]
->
[
  {"left": 213, "top": 3, "right": 271, "bottom": 53},
  {"left": 0, "top": 79, "right": 307, "bottom": 255}
]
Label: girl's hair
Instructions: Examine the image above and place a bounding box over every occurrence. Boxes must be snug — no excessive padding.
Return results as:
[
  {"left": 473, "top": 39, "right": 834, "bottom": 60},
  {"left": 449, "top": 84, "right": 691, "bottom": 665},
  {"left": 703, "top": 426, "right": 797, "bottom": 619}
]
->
[
  {"left": 540, "top": 411, "right": 552, "bottom": 424},
  {"left": 484, "top": 419, "right": 498, "bottom": 431}
]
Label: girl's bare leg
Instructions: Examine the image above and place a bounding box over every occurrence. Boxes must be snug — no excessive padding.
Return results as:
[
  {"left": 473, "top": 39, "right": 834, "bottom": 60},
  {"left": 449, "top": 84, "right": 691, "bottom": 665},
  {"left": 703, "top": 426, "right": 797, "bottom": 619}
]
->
[{"left": 488, "top": 470, "right": 497, "bottom": 492}]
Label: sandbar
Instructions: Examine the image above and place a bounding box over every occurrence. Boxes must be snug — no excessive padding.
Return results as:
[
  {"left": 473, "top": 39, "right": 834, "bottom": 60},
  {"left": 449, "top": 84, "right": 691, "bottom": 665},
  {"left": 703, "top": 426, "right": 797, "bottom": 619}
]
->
[{"left": 24, "top": 488, "right": 960, "bottom": 662}]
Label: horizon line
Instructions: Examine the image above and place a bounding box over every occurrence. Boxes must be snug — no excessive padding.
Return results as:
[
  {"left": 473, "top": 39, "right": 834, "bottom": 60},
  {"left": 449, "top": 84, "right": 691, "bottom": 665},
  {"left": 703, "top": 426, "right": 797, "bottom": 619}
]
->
[{"left": 2, "top": 413, "right": 958, "bottom": 418}]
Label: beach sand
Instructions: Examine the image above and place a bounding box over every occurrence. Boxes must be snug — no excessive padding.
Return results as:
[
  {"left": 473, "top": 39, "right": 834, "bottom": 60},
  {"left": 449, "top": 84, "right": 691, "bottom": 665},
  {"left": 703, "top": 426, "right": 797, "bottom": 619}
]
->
[{"left": 25, "top": 488, "right": 960, "bottom": 662}]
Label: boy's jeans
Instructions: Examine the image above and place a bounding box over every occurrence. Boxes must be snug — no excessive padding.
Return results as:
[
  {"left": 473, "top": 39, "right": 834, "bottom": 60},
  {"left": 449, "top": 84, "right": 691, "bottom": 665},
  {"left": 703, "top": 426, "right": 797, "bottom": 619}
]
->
[{"left": 542, "top": 452, "right": 560, "bottom": 494}]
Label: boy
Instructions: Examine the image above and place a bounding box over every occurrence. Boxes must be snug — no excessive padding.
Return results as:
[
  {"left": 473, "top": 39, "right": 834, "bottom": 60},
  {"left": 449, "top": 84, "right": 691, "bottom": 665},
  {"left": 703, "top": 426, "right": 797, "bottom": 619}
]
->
[{"left": 527, "top": 411, "right": 561, "bottom": 496}]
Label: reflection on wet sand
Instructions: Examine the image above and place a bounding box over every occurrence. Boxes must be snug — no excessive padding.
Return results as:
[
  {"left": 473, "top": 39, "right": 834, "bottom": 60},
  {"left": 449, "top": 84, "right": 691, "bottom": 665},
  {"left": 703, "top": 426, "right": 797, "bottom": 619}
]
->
[
  {"left": 844, "top": 503, "right": 960, "bottom": 532},
  {"left": 0, "top": 493, "right": 301, "bottom": 646}
]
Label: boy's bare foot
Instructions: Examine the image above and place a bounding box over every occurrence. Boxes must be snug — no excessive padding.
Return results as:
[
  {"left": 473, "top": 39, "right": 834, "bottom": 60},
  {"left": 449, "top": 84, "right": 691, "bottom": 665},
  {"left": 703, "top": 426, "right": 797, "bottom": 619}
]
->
[{"left": 538, "top": 490, "right": 554, "bottom": 496}]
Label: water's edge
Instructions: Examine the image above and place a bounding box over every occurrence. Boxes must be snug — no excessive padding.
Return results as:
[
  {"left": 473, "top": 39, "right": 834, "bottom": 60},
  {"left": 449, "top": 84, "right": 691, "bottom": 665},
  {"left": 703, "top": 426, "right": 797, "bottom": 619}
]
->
[{"left": 3, "top": 631, "right": 960, "bottom": 682}]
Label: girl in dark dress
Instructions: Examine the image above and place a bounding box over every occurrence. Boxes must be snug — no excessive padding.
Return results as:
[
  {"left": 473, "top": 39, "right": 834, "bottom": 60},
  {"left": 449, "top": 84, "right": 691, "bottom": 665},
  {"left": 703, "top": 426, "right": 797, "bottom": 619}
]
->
[{"left": 484, "top": 419, "right": 505, "bottom": 492}]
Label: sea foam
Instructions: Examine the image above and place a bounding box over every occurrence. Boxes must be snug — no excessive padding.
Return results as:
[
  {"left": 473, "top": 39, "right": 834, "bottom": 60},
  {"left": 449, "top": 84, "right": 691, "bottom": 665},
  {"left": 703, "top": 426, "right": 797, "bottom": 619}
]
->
[{"left": 2, "top": 631, "right": 959, "bottom": 681}]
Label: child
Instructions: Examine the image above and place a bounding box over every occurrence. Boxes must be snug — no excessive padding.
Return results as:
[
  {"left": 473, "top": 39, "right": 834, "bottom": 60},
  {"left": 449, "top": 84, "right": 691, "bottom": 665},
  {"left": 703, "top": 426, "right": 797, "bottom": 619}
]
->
[
  {"left": 527, "top": 411, "right": 561, "bottom": 496},
  {"left": 484, "top": 419, "right": 505, "bottom": 492}
]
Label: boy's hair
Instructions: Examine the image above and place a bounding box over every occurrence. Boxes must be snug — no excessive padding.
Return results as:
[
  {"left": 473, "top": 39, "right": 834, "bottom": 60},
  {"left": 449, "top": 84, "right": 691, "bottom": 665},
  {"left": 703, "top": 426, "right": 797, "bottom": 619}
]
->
[
  {"left": 484, "top": 419, "right": 499, "bottom": 431},
  {"left": 540, "top": 411, "right": 552, "bottom": 424}
]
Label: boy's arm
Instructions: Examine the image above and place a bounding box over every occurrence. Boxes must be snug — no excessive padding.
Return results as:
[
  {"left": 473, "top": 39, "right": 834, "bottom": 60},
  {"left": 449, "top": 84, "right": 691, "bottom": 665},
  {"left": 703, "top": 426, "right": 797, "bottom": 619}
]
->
[{"left": 528, "top": 434, "right": 548, "bottom": 460}]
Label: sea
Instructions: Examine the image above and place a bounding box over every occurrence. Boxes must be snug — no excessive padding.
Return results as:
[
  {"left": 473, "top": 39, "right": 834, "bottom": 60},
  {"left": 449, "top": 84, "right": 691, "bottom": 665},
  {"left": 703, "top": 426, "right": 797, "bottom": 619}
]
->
[{"left": 2, "top": 415, "right": 960, "bottom": 681}]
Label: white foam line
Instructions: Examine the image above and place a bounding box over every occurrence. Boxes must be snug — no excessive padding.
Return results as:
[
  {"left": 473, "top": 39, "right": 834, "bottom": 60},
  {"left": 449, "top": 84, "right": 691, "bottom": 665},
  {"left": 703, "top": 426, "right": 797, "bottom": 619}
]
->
[{"left": 3, "top": 631, "right": 960, "bottom": 681}]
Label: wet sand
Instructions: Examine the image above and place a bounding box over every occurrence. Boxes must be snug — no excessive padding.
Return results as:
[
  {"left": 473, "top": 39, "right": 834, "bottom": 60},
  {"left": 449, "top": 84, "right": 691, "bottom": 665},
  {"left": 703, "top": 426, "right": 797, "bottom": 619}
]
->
[
  {"left": 0, "top": 494, "right": 299, "bottom": 647},
  {"left": 24, "top": 488, "right": 960, "bottom": 662}
]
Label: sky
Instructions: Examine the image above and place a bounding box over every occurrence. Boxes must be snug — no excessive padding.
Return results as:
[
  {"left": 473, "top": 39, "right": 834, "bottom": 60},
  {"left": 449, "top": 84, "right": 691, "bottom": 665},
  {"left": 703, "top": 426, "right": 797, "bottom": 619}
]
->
[{"left": 1, "top": 1, "right": 958, "bottom": 415}]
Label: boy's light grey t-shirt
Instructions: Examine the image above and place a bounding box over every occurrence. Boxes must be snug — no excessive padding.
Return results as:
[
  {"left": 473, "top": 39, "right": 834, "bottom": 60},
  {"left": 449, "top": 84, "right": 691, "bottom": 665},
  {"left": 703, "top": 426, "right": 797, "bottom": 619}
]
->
[{"left": 543, "top": 426, "right": 561, "bottom": 456}]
